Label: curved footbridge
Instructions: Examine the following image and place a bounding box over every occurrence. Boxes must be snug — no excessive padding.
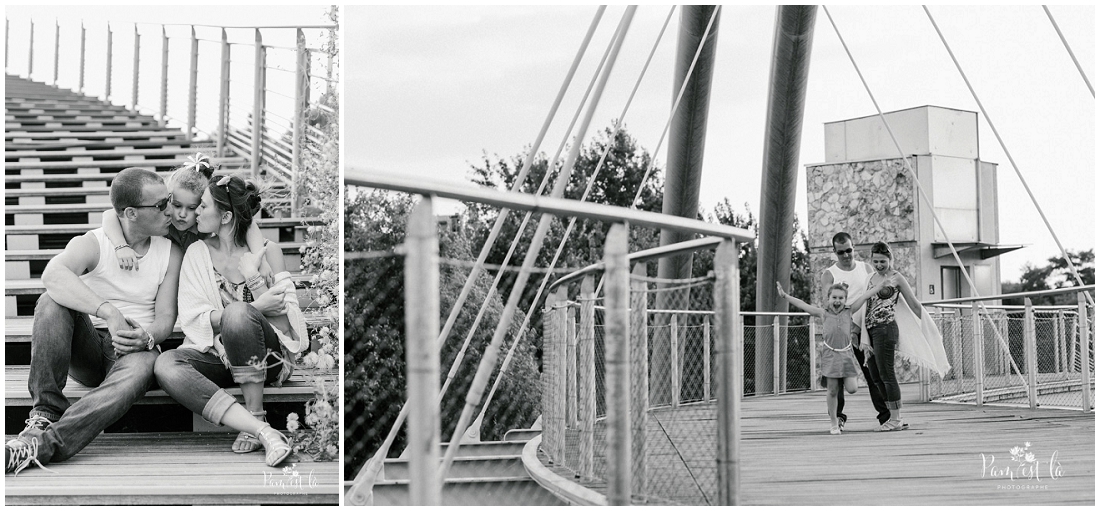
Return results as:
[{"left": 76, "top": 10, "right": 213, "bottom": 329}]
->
[{"left": 526, "top": 382, "right": 1094, "bottom": 506}]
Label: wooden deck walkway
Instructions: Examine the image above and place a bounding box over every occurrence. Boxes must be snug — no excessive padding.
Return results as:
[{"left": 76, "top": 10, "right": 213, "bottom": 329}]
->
[{"left": 546, "top": 383, "right": 1094, "bottom": 505}]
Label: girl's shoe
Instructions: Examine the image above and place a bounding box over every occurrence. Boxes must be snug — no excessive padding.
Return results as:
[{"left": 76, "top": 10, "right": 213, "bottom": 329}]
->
[
  {"left": 829, "top": 426, "right": 842, "bottom": 435},
  {"left": 257, "top": 425, "right": 292, "bottom": 467},
  {"left": 233, "top": 410, "right": 268, "bottom": 453},
  {"left": 876, "top": 419, "right": 909, "bottom": 432}
]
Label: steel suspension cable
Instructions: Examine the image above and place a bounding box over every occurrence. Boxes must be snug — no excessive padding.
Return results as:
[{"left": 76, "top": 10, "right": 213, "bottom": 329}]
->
[
  {"left": 345, "top": 6, "right": 607, "bottom": 503},
  {"left": 923, "top": 5, "right": 1093, "bottom": 306},
  {"left": 823, "top": 5, "right": 1030, "bottom": 389},
  {"left": 473, "top": 5, "right": 679, "bottom": 428},
  {"left": 1042, "top": 5, "right": 1094, "bottom": 98},
  {"left": 438, "top": 6, "right": 638, "bottom": 481}
]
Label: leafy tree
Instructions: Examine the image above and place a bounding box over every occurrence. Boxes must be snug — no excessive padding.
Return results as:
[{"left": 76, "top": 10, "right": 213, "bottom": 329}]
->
[{"left": 1002, "top": 249, "right": 1094, "bottom": 305}]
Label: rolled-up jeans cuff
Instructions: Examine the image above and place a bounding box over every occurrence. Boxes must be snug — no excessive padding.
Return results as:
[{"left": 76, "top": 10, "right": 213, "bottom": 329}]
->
[
  {"left": 202, "top": 389, "right": 237, "bottom": 426},
  {"left": 30, "top": 409, "right": 62, "bottom": 423},
  {"left": 886, "top": 400, "right": 902, "bottom": 410},
  {"left": 230, "top": 364, "right": 266, "bottom": 384}
]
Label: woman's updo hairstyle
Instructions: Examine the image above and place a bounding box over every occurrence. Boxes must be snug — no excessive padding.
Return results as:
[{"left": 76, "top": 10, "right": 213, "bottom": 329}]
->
[
  {"left": 168, "top": 152, "right": 217, "bottom": 196},
  {"left": 871, "top": 241, "right": 892, "bottom": 259},
  {"left": 207, "top": 174, "right": 263, "bottom": 247}
]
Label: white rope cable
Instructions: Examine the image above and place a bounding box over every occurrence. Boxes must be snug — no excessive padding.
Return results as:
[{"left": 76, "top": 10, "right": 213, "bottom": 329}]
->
[
  {"left": 822, "top": 5, "right": 1030, "bottom": 389},
  {"left": 474, "top": 6, "right": 679, "bottom": 426},
  {"left": 1041, "top": 5, "right": 1095, "bottom": 98},
  {"left": 438, "top": 6, "right": 638, "bottom": 481},
  {"left": 922, "top": 5, "right": 1093, "bottom": 307},
  {"left": 346, "top": 7, "right": 607, "bottom": 501}
]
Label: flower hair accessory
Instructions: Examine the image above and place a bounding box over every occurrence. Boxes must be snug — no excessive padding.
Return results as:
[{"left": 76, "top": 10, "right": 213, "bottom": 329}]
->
[
  {"left": 216, "top": 175, "right": 232, "bottom": 187},
  {"left": 187, "top": 152, "right": 212, "bottom": 171}
]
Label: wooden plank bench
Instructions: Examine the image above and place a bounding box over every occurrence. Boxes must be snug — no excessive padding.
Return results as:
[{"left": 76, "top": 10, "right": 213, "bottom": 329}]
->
[
  {"left": 5, "top": 243, "right": 306, "bottom": 280},
  {"left": 6, "top": 156, "right": 248, "bottom": 171},
  {"left": 5, "top": 147, "right": 221, "bottom": 160},
  {"left": 3, "top": 314, "right": 334, "bottom": 344},
  {"left": 5, "top": 130, "right": 191, "bottom": 141},
  {"left": 4, "top": 432, "right": 341, "bottom": 505}
]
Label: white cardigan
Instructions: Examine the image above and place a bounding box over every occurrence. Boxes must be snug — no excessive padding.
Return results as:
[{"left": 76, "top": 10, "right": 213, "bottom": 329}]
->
[{"left": 177, "top": 240, "right": 308, "bottom": 367}]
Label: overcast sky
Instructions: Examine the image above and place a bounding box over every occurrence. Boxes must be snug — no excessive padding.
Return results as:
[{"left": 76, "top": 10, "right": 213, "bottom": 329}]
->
[{"left": 348, "top": 5, "right": 1094, "bottom": 282}]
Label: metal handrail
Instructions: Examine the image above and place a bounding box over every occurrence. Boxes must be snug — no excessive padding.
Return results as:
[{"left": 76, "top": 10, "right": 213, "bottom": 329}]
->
[{"left": 922, "top": 285, "right": 1094, "bottom": 306}]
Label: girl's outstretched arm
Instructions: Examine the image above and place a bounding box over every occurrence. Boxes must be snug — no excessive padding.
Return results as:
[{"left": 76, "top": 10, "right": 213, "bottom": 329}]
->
[
  {"left": 101, "top": 209, "right": 139, "bottom": 271},
  {"left": 776, "top": 281, "right": 825, "bottom": 318},
  {"left": 895, "top": 272, "right": 922, "bottom": 318},
  {"left": 849, "top": 278, "right": 888, "bottom": 311}
]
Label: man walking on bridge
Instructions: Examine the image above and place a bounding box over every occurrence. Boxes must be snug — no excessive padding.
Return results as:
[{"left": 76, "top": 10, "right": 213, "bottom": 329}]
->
[
  {"left": 6, "top": 167, "right": 183, "bottom": 475},
  {"left": 820, "top": 232, "right": 901, "bottom": 430}
]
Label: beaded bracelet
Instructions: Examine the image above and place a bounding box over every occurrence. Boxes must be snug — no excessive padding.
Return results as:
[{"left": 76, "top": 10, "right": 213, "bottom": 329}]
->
[
  {"left": 245, "top": 274, "right": 267, "bottom": 291},
  {"left": 114, "top": 244, "right": 131, "bottom": 252}
]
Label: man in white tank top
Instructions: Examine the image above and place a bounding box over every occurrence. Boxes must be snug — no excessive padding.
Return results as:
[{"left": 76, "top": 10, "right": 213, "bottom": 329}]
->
[
  {"left": 820, "top": 232, "right": 893, "bottom": 430},
  {"left": 6, "top": 168, "right": 183, "bottom": 475}
]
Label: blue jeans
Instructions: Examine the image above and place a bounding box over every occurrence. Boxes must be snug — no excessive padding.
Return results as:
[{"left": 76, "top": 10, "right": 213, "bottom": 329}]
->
[
  {"left": 24, "top": 293, "right": 158, "bottom": 463},
  {"left": 154, "top": 302, "right": 282, "bottom": 426},
  {"left": 866, "top": 321, "right": 902, "bottom": 410}
]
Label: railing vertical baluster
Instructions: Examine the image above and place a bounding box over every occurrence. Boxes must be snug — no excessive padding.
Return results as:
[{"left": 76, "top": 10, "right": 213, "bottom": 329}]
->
[
  {"left": 131, "top": 25, "right": 140, "bottom": 111},
  {"left": 704, "top": 314, "right": 711, "bottom": 402},
  {"left": 78, "top": 22, "right": 85, "bottom": 92},
  {"left": 551, "top": 287, "right": 567, "bottom": 465},
  {"left": 1079, "top": 294, "right": 1092, "bottom": 413},
  {"left": 809, "top": 317, "right": 817, "bottom": 391},
  {"left": 5, "top": 19, "right": 9, "bottom": 72},
  {"left": 629, "top": 263, "right": 648, "bottom": 501},
  {"left": 604, "top": 223, "right": 630, "bottom": 506},
  {"left": 404, "top": 196, "right": 440, "bottom": 506},
  {"left": 540, "top": 297, "right": 554, "bottom": 461},
  {"left": 291, "top": 28, "right": 309, "bottom": 216},
  {"left": 217, "top": 28, "right": 229, "bottom": 157},
  {"left": 158, "top": 26, "right": 168, "bottom": 127},
  {"left": 772, "top": 316, "right": 781, "bottom": 395},
  {"left": 1068, "top": 313, "right": 1079, "bottom": 375},
  {"left": 566, "top": 304, "right": 578, "bottom": 429},
  {"left": 1024, "top": 298, "right": 1038, "bottom": 410},
  {"left": 187, "top": 25, "right": 198, "bottom": 141},
  {"left": 577, "top": 275, "right": 596, "bottom": 480},
  {"left": 52, "top": 19, "right": 59, "bottom": 85},
  {"left": 1056, "top": 310, "right": 1065, "bottom": 375},
  {"left": 715, "top": 238, "right": 742, "bottom": 506},
  {"left": 670, "top": 313, "right": 680, "bottom": 407},
  {"left": 973, "top": 305, "right": 984, "bottom": 408},
  {"left": 28, "top": 20, "right": 34, "bottom": 78},
  {"left": 251, "top": 28, "right": 265, "bottom": 179},
  {"left": 105, "top": 23, "right": 112, "bottom": 101}
]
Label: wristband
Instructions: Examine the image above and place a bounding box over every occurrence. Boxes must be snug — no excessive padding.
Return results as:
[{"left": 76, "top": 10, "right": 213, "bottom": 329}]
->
[
  {"left": 114, "top": 244, "right": 131, "bottom": 252},
  {"left": 246, "top": 274, "right": 267, "bottom": 292}
]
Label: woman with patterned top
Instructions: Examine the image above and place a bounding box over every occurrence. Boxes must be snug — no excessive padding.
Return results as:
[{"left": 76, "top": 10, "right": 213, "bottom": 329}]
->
[
  {"left": 154, "top": 174, "right": 308, "bottom": 466},
  {"left": 861, "top": 241, "right": 921, "bottom": 432}
]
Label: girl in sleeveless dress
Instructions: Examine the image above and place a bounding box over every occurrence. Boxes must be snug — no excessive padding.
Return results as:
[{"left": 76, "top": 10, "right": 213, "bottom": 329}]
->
[{"left": 776, "top": 279, "right": 890, "bottom": 435}]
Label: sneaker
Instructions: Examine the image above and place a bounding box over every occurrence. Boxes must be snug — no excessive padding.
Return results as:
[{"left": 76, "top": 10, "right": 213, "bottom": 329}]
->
[
  {"left": 876, "top": 419, "right": 909, "bottom": 432},
  {"left": 838, "top": 417, "right": 846, "bottom": 432},
  {"left": 20, "top": 416, "right": 53, "bottom": 436},
  {"left": 5, "top": 437, "right": 55, "bottom": 476},
  {"left": 829, "top": 426, "right": 842, "bottom": 435}
]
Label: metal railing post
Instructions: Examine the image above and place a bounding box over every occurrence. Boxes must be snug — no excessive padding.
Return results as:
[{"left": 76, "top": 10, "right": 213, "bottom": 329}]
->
[
  {"left": 671, "top": 313, "right": 680, "bottom": 407},
  {"left": 551, "top": 287, "right": 567, "bottom": 464},
  {"left": 251, "top": 28, "right": 265, "bottom": 179},
  {"left": 28, "top": 20, "right": 34, "bottom": 78},
  {"left": 131, "top": 25, "right": 140, "bottom": 111},
  {"left": 540, "top": 299, "right": 554, "bottom": 461},
  {"left": 158, "top": 26, "right": 168, "bottom": 127},
  {"left": 715, "top": 238, "right": 742, "bottom": 506},
  {"left": 809, "top": 317, "right": 817, "bottom": 391},
  {"left": 629, "top": 263, "right": 648, "bottom": 500},
  {"left": 704, "top": 315, "right": 712, "bottom": 402},
  {"left": 1056, "top": 310, "right": 1066, "bottom": 375},
  {"left": 105, "top": 23, "right": 112, "bottom": 101},
  {"left": 604, "top": 223, "right": 631, "bottom": 506},
  {"left": 404, "top": 196, "right": 440, "bottom": 506},
  {"left": 217, "top": 28, "right": 229, "bottom": 157},
  {"left": 52, "top": 19, "right": 59, "bottom": 85},
  {"left": 5, "top": 19, "right": 9, "bottom": 72},
  {"left": 1079, "top": 294, "right": 1092, "bottom": 413},
  {"left": 187, "top": 25, "right": 198, "bottom": 140},
  {"left": 566, "top": 305, "right": 578, "bottom": 428},
  {"left": 1025, "top": 298, "right": 1038, "bottom": 410},
  {"left": 577, "top": 275, "right": 596, "bottom": 480},
  {"left": 973, "top": 305, "right": 984, "bottom": 408},
  {"left": 291, "top": 27, "right": 309, "bottom": 216},
  {"left": 772, "top": 315, "right": 781, "bottom": 395},
  {"left": 78, "top": 22, "right": 85, "bottom": 92}
]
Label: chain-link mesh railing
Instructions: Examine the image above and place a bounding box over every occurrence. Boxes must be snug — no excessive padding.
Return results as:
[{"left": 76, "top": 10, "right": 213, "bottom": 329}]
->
[{"left": 928, "top": 299, "right": 1095, "bottom": 411}]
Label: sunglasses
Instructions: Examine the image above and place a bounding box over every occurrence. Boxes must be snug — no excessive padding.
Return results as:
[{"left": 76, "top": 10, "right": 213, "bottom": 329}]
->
[
  {"left": 131, "top": 197, "right": 170, "bottom": 212},
  {"left": 835, "top": 247, "right": 853, "bottom": 255}
]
